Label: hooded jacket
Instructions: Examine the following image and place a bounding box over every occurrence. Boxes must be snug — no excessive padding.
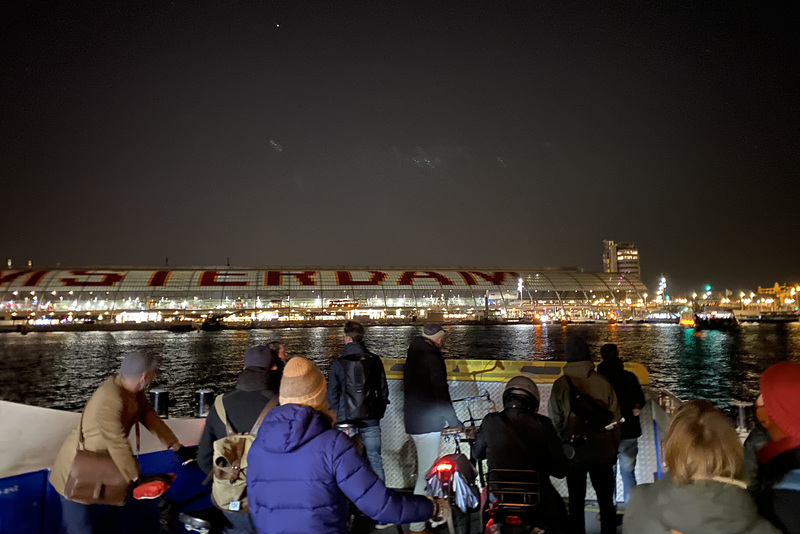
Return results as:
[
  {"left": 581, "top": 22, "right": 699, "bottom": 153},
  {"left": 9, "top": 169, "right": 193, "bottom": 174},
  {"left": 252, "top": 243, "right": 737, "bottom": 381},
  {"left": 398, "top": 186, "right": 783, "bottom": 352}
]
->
[
  {"left": 597, "top": 358, "right": 645, "bottom": 440},
  {"left": 623, "top": 474, "right": 782, "bottom": 534},
  {"left": 247, "top": 404, "right": 433, "bottom": 534},
  {"left": 548, "top": 360, "right": 621, "bottom": 463},
  {"left": 403, "top": 336, "right": 460, "bottom": 435},
  {"left": 327, "top": 341, "right": 389, "bottom": 427},
  {"left": 196, "top": 367, "right": 280, "bottom": 475}
]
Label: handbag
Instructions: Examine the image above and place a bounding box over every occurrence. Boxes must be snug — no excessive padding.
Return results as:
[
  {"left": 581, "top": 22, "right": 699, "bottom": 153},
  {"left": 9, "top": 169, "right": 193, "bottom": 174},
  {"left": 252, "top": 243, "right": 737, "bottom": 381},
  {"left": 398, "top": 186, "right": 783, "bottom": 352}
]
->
[{"left": 63, "top": 407, "right": 139, "bottom": 506}]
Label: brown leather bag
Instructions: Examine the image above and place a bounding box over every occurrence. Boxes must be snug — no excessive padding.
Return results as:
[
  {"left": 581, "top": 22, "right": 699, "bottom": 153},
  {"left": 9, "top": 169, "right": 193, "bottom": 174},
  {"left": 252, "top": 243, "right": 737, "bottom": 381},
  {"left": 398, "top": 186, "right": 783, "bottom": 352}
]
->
[{"left": 63, "top": 409, "right": 139, "bottom": 506}]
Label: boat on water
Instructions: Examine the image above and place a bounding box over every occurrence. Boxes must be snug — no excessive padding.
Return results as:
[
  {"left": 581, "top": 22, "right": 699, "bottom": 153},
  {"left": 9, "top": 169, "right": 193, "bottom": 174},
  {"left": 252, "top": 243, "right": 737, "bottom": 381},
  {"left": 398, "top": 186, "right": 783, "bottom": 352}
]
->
[
  {"left": 0, "top": 358, "right": 667, "bottom": 534},
  {"left": 643, "top": 310, "right": 680, "bottom": 324},
  {"left": 693, "top": 307, "right": 739, "bottom": 330},
  {"left": 755, "top": 311, "right": 799, "bottom": 324}
]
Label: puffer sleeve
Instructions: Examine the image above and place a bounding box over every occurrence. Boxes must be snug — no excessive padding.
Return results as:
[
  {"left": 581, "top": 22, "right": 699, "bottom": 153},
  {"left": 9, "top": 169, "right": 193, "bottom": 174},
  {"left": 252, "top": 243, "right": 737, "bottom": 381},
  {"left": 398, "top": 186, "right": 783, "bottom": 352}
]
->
[{"left": 331, "top": 432, "right": 433, "bottom": 524}]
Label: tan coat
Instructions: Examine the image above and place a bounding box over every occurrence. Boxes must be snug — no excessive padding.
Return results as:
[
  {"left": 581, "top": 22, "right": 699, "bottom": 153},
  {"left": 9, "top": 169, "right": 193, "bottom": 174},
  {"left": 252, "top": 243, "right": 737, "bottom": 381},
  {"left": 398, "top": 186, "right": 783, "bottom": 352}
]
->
[{"left": 49, "top": 376, "right": 178, "bottom": 497}]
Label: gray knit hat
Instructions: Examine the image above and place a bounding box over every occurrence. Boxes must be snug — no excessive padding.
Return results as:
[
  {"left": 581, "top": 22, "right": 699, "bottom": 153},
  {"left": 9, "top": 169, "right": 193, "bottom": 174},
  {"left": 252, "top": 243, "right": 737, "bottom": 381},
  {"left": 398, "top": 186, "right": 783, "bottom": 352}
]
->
[{"left": 422, "top": 323, "right": 444, "bottom": 342}]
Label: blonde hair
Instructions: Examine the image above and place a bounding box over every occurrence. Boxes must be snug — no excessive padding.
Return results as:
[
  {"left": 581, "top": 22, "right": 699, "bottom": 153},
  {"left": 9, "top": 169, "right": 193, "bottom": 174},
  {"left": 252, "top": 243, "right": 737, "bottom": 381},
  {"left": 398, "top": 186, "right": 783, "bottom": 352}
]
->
[{"left": 663, "top": 399, "right": 744, "bottom": 485}]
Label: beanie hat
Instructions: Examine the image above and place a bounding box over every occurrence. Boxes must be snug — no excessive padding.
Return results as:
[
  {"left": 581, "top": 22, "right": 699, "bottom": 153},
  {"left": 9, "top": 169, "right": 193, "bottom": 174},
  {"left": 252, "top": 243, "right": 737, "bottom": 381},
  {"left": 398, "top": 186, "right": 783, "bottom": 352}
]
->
[
  {"left": 279, "top": 357, "right": 334, "bottom": 420},
  {"left": 422, "top": 323, "right": 444, "bottom": 342},
  {"left": 244, "top": 345, "right": 277, "bottom": 369},
  {"left": 120, "top": 352, "right": 158, "bottom": 377},
  {"left": 760, "top": 362, "right": 800, "bottom": 440},
  {"left": 504, "top": 374, "right": 541, "bottom": 403},
  {"left": 565, "top": 336, "right": 592, "bottom": 362}
]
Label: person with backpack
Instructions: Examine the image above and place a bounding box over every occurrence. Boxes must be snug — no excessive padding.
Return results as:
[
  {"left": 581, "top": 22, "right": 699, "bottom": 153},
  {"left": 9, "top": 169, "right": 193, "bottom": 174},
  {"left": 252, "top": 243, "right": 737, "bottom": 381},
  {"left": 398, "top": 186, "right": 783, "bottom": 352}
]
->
[
  {"left": 750, "top": 362, "right": 800, "bottom": 534},
  {"left": 247, "top": 357, "right": 449, "bottom": 534},
  {"left": 197, "top": 345, "right": 282, "bottom": 534},
  {"left": 549, "top": 336, "right": 621, "bottom": 534},
  {"left": 327, "top": 320, "right": 390, "bottom": 480},
  {"left": 597, "top": 343, "right": 646, "bottom": 504},
  {"left": 473, "top": 374, "right": 570, "bottom": 534}
]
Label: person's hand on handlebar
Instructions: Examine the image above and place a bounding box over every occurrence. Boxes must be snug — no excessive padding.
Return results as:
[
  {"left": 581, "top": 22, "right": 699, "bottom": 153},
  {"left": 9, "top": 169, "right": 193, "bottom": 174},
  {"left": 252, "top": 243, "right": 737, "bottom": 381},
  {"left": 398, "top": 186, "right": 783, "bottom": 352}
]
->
[{"left": 427, "top": 496, "right": 451, "bottom": 528}]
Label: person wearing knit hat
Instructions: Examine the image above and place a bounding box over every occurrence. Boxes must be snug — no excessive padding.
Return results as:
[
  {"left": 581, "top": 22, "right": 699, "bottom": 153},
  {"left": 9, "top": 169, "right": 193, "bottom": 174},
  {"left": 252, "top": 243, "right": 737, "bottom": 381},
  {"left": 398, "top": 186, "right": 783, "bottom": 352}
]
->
[
  {"left": 751, "top": 362, "right": 800, "bottom": 533},
  {"left": 196, "top": 345, "right": 282, "bottom": 534},
  {"left": 548, "top": 336, "right": 621, "bottom": 534},
  {"left": 404, "top": 323, "right": 461, "bottom": 534},
  {"left": 247, "top": 356, "right": 448, "bottom": 534}
]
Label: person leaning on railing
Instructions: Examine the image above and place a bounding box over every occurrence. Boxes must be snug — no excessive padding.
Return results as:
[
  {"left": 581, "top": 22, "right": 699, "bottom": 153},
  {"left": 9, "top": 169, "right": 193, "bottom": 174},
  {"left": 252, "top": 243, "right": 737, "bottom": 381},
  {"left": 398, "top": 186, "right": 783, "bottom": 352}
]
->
[{"left": 623, "top": 399, "right": 781, "bottom": 534}]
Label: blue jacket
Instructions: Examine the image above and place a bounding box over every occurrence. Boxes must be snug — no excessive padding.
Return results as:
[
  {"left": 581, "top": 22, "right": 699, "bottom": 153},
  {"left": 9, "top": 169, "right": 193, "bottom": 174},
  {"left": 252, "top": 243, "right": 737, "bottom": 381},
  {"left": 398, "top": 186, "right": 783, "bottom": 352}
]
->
[{"left": 247, "top": 404, "right": 433, "bottom": 534}]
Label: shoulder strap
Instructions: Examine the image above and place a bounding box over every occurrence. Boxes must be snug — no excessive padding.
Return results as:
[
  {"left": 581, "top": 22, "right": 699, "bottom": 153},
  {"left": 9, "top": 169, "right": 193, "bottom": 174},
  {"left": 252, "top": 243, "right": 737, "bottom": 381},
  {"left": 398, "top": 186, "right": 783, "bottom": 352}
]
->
[
  {"left": 250, "top": 396, "right": 279, "bottom": 435},
  {"left": 564, "top": 376, "right": 578, "bottom": 395},
  {"left": 215, "top": 395, "right": 236, "bottom": 436}
]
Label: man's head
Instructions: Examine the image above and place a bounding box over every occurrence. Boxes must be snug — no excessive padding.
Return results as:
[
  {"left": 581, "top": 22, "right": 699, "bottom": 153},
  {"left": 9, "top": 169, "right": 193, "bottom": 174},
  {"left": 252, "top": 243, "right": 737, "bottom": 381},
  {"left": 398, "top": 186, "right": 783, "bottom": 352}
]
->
[
  {"left": 422, "top": 323, "right": 445, "bottom": 346},
  {"left": 565, "top": 336, "right": 592, "bottom": 362},
  {"left": 119, "top": 352, "right": 158, "bottom": 392},
  {"left": 266, "top": 338, "right": 288, "bottom": 362},
  {"left": 600, "top": 343, "right": 619, "bottom": 362},
  {"left": 244, "top": 345, "right": 279, "bottom": 370},
  {"left": 344, "top": 320, "right": 365, "bottom": 344},
  {"left": 279, "top": 357, "right": 335, "bottom": 422}
]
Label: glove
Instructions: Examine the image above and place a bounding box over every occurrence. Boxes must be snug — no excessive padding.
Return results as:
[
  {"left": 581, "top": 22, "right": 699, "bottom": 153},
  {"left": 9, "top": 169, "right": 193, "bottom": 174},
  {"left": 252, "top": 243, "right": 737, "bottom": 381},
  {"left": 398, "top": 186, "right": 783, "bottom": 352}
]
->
[
  {"left": 175, "top": 445, "right": 196, "bottom": 462},
  {"left": 429, "top": 496, "right": 451, "bottom": 528},
  {"left": 133, "top": 473, "right": 175, "bottom": 500}
]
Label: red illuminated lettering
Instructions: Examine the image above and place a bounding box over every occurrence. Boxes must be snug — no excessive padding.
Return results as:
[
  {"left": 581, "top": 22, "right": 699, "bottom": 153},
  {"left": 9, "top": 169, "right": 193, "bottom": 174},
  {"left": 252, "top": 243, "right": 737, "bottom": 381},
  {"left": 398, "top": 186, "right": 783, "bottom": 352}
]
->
[
  {"left": 397, "top": 271, "right": 455, "bottom": 286},
  {"left": 60, "top": 271, "right": 126, "bottom": 287},
  {"left": 0, "top": 271, "right": 30, "bottom": 286},
  {"left": 198, "top": 271, "right": 249, "bottom": 286},
  {"left": 457, "top": 271, "right": 519, "bottom": 285},
  {"left": 148, "top": 271, "right": 172, "bottom": 287},
  {"left": 335, "top": 271, "right": 387, "bottom": 285},
  {"left": 265, "top": 271, "right": 318, "bottom": 286}
]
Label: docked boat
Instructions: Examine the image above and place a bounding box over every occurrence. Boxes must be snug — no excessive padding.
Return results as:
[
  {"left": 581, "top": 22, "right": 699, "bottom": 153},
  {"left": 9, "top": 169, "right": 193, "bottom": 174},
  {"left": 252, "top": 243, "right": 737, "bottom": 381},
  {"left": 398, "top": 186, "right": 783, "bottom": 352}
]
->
[
  {"left": 0, "top": 359, "right": 666, "bottom": 534},
  {"left": 644, "top": 310, "right": 680, "bottom": 324},
  {"left": 755, "top": 311, "right": 799, "bottom": 324}
]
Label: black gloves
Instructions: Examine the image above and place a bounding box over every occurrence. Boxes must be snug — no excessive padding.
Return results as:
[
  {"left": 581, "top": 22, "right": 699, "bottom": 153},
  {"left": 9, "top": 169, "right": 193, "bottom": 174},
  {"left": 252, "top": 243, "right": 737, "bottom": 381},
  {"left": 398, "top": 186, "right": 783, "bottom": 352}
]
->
[{"left": 175, "top": 445, "right": 196, "bottom": 462}]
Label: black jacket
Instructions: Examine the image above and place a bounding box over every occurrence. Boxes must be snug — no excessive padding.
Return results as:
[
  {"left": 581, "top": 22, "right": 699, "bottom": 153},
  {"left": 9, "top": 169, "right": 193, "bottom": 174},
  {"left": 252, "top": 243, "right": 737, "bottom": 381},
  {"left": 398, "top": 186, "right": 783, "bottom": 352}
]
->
[
  {"left": 473, "top": 407, "right": 568, "bottom": 481},
  {"left": 597, "top": 359, "right": 645, "bottom": 440},
  {"left": 327, "top": 342, "right": 389, "bottom": 427},
  {"left": 753, "top": 446, "right": 800, "bottom": 534},
  {"left": 197, "top": 367, "right": 280, "bottom": 475},
  {"left": 403, "top": 336, "right": 460, "bottom": 435}
]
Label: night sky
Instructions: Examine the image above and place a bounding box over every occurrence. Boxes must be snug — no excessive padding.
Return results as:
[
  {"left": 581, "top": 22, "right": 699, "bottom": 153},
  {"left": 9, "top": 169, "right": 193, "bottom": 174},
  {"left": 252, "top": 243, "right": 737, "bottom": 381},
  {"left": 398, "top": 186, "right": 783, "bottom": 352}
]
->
[{"left": 2, "top": 2, "right": 798, "bottom": 293}]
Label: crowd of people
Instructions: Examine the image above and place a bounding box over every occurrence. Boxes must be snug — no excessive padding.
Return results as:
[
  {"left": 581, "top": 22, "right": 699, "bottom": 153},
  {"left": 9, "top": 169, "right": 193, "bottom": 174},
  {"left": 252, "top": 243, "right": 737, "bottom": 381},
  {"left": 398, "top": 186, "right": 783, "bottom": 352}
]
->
[{"left": 50, "top": 325, "right": 800, "bottom": 534}]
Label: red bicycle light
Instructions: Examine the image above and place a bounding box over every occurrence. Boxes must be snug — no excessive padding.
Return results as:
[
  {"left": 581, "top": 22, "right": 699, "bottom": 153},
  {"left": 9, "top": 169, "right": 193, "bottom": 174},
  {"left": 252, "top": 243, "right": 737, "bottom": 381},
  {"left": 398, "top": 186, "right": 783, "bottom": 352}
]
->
[
  {"left": 435, "top": 461, "right": 454, "bottom": 472},
  {"left": 504, "top": 515, "right": 523, "bottom": 525}
]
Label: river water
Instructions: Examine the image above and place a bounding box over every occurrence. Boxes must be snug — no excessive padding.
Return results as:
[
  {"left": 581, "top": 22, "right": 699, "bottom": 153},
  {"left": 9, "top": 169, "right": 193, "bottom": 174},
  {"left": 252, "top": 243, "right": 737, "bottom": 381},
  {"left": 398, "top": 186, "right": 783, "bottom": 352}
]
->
[{"left": 1, "top": 323, "right": 798, "bottom": 417}]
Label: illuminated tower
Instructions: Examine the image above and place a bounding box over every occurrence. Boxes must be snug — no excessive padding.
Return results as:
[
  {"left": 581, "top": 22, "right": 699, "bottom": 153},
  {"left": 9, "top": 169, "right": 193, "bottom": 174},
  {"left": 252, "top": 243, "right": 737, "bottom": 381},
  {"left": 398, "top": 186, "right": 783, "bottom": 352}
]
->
[{"left": 602, "top": 240, "right": 641, "bottom": 278}]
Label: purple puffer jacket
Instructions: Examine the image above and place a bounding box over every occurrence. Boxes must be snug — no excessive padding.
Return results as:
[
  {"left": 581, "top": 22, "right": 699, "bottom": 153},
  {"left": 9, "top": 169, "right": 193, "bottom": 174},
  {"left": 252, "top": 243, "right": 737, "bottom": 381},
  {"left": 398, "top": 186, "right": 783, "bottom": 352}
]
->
[{"left": 247, "top": 404, "right": 433, "bottom": 534}]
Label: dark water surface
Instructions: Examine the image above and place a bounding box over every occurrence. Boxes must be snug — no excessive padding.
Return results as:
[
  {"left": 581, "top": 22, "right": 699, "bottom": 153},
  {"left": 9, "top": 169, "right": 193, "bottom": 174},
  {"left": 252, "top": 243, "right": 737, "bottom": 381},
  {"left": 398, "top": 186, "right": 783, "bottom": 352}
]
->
[{"left": 1, "top": 324, "right": 799, "bottom": 417}]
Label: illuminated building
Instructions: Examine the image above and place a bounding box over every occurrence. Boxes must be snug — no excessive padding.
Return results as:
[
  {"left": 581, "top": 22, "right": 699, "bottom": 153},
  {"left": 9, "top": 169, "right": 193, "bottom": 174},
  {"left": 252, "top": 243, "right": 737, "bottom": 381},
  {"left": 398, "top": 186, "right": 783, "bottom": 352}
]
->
[
  {"left": 602, "top": 240, "right": 641, "bottom": 278},
  {"left": 0, "top": 267, "right": 649, "bottom": 325}
]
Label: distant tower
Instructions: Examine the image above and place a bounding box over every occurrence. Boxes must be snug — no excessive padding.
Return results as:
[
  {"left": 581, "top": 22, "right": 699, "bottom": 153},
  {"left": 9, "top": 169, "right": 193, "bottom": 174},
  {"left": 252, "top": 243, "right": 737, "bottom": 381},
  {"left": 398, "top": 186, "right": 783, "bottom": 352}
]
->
[{"left": 602, "top": 240, "right": 641, "bottom": 278}]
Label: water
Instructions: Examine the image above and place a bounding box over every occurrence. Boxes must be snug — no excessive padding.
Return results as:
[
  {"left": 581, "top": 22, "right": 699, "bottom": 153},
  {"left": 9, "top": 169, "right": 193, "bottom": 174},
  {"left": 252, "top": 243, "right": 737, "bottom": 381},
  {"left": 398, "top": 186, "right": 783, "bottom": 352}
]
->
[{"left": 1, "top": 324, "right": 798, "bottom": 417}]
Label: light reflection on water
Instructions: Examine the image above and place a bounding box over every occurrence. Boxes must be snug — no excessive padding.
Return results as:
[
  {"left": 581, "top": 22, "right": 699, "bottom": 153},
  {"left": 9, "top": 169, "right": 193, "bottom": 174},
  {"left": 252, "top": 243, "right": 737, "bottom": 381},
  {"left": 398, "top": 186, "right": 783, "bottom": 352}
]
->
[{"left": 1, "top": 323, "right": 798, "bottom": 417}]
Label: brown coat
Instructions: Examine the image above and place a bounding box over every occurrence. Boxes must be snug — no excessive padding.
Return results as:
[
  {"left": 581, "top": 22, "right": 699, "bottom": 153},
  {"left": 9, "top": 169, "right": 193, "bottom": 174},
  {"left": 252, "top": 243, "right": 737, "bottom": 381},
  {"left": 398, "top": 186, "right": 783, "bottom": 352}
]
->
[{"left": 49, "top": 376, "right": 178, "bottom": 497}]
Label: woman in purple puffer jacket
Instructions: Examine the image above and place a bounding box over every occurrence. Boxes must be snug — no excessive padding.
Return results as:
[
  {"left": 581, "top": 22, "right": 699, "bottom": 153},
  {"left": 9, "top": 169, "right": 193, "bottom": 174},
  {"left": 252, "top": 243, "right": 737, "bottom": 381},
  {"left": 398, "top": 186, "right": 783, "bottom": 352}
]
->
[{"left": 247, "top": 357, "right": 446, "bottom": 534}]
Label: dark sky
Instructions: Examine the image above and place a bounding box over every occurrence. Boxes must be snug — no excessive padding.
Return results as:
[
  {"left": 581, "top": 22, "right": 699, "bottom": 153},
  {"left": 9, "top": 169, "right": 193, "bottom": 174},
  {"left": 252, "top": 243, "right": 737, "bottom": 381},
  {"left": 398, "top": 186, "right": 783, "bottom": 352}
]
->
[{"left": 2, "top": 1, "right": 798, "bottom": 293}]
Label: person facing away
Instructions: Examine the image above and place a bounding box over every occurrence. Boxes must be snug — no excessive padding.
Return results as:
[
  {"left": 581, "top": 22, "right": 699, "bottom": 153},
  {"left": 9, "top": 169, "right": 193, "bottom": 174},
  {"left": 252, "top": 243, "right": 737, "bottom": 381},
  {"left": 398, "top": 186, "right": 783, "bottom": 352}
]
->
[
  {"left": 597, "top": 343, "right": 645, "bottom": 504},
  {"left": 403, "top": 323, "right": 462, "bottom": 534},
  {"left": 473, "top": 374, "right": 569, "bottom": 534},
  {"left": 197, "top": 345, "right": 282, "bottom": 534},
  {"left": 624, "top": 399, "right": 782, "bottom": 534},
  {"left": 247, "top": 357, "right": 448, "bottom": 534},
  {"left": 750, "top": 362, "right": 800, "bottom": 534},
  {"left": 265, "top": 336, "right": 288, "bottom": 367},
  {"left": 548, "top": 336, "right": 621, "bottom": 534},
  {"left": 50, "top": 352, "right": 191, "bottom": 534},
  {"left": 327, "top": 320, "right": 390, "bottom": 480}
]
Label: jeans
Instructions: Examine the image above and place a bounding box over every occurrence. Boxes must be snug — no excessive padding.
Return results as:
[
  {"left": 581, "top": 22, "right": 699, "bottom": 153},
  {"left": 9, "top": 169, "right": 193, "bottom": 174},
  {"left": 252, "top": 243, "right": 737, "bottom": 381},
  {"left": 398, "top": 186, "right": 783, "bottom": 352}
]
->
[
  {"left": 223, "top": 511, "right": 257, "bottom": 534},
  {"left": 360, "top": 425, "right": 385, "bottom": 481},
  {"left": 60, "top": 495, "right": 96, "bottom": 534},
  {"left": 566, "top": 460, "right": 616, "bottom": 534},
  {"left": 410, "top": 432, "right": 441, "bottom": 532},
  {"left": 616, "top": 438, "right": 638, "bottom": 504}
]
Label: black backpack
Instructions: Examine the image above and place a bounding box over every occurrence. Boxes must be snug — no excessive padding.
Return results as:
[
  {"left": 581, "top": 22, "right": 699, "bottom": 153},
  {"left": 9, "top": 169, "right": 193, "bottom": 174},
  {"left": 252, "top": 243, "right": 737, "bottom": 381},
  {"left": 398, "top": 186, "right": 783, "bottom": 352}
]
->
[
  {"left": 564, "top": 376, "right": 613, "bottom": 438},
  {"left": 342, "top": 353, "right": 386, "bottom": 421}
]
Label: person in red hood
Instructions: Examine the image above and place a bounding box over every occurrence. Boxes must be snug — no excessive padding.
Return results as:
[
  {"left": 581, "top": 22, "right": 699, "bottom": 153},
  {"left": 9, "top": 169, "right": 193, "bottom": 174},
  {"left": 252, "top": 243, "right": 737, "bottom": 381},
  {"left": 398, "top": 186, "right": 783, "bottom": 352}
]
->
[{"left": 752, "top": 362, "right": 800, "bottom": 534}]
